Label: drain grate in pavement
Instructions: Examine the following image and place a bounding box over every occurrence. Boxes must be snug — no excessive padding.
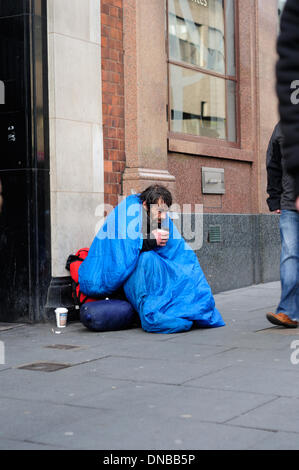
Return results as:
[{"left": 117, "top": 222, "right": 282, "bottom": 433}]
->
[
  {"left": 17, "top": 362, "right": 72, "bottom": 372},
  {"left": 45, "top": 344, "right": 83, "bottom": 350}
]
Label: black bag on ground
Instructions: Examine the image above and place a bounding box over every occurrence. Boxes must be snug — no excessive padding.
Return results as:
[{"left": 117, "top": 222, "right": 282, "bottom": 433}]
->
[{"left": 80, "top": 298, "right": 136, "bottom": 332}]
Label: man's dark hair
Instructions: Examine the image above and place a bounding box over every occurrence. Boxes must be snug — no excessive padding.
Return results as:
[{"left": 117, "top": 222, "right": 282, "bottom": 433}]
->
[{"left": 139, "top": 184, "right": 172, "bottom": 208}]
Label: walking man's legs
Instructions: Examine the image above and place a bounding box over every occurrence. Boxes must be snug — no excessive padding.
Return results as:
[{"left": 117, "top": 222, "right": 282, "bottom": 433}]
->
[{"left": 267, "top": 210, "right": 299, "bottom": 327}]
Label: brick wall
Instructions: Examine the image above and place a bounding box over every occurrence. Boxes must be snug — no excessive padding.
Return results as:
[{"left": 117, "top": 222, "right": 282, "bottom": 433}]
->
[{"left": 101, "top": 0, "right": 125, "bottom": 207}]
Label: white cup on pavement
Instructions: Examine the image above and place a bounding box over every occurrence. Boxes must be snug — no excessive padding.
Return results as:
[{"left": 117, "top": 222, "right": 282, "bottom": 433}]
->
[{"left": 55, "top": 308, "right": 68, "bottom": 328}]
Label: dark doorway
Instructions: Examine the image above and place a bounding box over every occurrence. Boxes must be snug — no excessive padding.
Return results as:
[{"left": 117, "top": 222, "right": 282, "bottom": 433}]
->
[{"left": 0, "top": 0, "right": 50, "bottom": 322}]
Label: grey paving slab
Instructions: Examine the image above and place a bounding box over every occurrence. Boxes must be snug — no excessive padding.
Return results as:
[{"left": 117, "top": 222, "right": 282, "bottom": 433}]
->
[
  {"left": 217, "top": 305, "right": 277, "bottom": 319},
  {"left": 101, "top": 341, "right": 233, "bottom": 362},
  {"left": 222, "top": 308, "right": 278, "bottom": 322},
  {"left": 248, "top": 431, "right": 299, "bottom": 450},
  {"left": 185, "top": 364, "right": 299, "bottom": 398},
  {"left": 3, "top": 344, "right": 109, "bottom": 368},
  {"left": 0, "top": 437, "right": 59, "bottom": 450},
  {"left": 0, "top": 367, "right": 137, "bottom": 405},
  {"left": 69, "top": 379, "right": 276, "bottom": 424},
  {"left": 216, "top": 293, "right": 278, "bottom": 307},
  {"left": 56, "top": 354, "right": 234, "bottom": 385},
  {"left": 167, "top": 326, "right": 292, "bottom": 351},
  {"left": 228, "top": 397, "right": 299, "bottom": 433},
  {"left": 33, "top": 408, "right": 274, "bottom": 450},
  {"left": 202, "top": 346, "right": 299, "bottom": 371},
  {"left": 0, "top": 397, "right": 110, "bottom": 442},
  {"left": 215, "top": 295, "right": 279, "bottom": 308}
]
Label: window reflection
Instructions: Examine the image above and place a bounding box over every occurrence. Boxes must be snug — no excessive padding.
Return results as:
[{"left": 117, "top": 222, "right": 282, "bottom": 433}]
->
[
  {"left": 169, "top": 64, "right": 236, "bottom": 141},
  {"left": 168, "top": 0, "right": 237, "bottom": 142},
  {"left": 168, "top": 0, "right": 226, "bottom": 74}
]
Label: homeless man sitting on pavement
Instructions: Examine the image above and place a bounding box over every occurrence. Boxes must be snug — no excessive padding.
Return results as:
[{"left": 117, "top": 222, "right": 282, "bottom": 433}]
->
[{"left": 78, "top": 185, "right": 225, "bottom": 334}]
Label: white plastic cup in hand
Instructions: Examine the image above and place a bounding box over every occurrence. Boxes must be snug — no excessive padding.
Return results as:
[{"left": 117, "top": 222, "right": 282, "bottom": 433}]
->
[
  {"left": 55, "top": 308, "right": 68, "bottom": 328},
  {"left": 156, "top": 228, "right": 169, "bottom": 246}
]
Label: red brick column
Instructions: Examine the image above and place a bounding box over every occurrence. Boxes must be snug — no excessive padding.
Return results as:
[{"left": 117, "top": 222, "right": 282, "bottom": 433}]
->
[{"left": 101, "top": 0, "right": 125, "bottom": 207}]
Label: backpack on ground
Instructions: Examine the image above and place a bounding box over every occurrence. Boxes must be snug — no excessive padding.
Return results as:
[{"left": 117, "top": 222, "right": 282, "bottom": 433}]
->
[{"left": 65, "top": 248, "right": 100, "bottom": 307}]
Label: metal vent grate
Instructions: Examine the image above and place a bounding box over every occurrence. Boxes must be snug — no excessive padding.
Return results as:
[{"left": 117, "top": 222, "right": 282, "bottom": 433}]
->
[
  {"left": 17, "top": 362, "right": 72, "bottom": 372},
  {"left": 208, "top": 225, "right": 222, "bottom": 243}
]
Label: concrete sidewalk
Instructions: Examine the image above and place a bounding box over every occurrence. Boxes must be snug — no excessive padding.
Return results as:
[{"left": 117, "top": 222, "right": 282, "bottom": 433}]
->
[{"left": 0, "top": 281, "right": 299, "bottom": 450}]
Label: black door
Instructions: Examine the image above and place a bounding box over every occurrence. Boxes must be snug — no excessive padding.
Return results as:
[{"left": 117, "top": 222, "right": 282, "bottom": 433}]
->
[{"left": 0, "top": 0, "right": 50, "bottom": 322}]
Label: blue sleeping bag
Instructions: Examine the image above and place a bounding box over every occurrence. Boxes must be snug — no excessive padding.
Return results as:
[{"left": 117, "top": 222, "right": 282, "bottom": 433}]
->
[{"left": 79, "top": 194, "right": 225, "bottom": 333}]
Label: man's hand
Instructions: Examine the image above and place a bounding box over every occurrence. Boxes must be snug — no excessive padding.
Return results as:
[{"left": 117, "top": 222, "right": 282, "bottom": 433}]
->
[
  {"left": 296, "top": 196, "right": 299, "bottom": 212},
  {"left": 152, "top": 229, "right": 169, "bottom": 247},
  {"left": 274, "top": 209, "right": 281, "bottom": 214}
]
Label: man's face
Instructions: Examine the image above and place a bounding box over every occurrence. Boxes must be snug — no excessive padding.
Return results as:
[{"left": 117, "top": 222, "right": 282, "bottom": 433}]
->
[{"left": 143, "top": 197, "right": 168, "bottom": 224}]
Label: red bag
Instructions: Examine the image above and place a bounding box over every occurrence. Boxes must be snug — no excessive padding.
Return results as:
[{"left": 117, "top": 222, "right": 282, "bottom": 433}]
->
[{"left": 65, "top": 248, "right": 99, "bottom": 307}]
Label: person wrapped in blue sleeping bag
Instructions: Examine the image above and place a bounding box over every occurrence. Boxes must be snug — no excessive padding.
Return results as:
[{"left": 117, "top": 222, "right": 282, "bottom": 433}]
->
[{"left": 79, "top": 185, "right": 225, "bottom": 333}]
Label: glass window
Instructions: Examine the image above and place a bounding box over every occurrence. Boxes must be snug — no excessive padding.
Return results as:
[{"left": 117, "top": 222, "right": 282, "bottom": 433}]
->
[
  {"left": 169, "top": 64, "right": 236, "bottom": 140},
  {"left": 168, "top": 0, "right": 237, "bottom": 142}
]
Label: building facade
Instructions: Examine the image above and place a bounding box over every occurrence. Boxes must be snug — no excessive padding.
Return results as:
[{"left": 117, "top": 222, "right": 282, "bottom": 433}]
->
[
  {"left": 106, "top": 0, "right": 285, "bottom": 293},
  {"left": 0, "top": 0, "right": 285, "bottom": 322}
]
